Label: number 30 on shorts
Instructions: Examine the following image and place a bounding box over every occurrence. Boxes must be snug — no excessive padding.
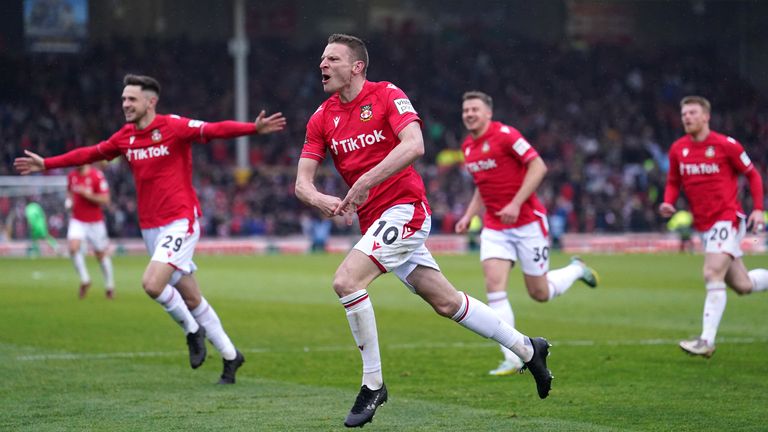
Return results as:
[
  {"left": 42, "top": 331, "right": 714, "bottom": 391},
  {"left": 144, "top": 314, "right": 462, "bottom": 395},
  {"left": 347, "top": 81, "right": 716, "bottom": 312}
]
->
[
  {"left": 161, "top": 235, "right": 183, "bottom": 252},
  {"left": 533, "top": 246, "right": 549, "bottom": 263},
  {"left": 372, "top": 221, "right": 399, "bottom": 245}
]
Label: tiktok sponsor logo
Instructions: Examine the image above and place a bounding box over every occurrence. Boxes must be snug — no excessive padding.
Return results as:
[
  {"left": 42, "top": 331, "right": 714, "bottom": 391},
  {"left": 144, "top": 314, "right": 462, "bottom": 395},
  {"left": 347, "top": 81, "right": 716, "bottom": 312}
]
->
[
  {"left": 679, "top": 162, "right": 720, "bottom": 175},
  {"left": 330, "top": 130, "right": 386, "bottom": 155},
  {"left": 125, "top": 145, "right": 170, "bottom": 162},
  {"left": 466, "top": 158, "right": 498, "bottom": 173}
]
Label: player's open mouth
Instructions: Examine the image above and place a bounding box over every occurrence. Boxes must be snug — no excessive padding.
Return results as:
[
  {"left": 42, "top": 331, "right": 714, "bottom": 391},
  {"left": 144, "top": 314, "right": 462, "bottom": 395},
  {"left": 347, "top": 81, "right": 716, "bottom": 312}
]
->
[{"left": 321, "top": 74, "right": 330, "bottom": 84}]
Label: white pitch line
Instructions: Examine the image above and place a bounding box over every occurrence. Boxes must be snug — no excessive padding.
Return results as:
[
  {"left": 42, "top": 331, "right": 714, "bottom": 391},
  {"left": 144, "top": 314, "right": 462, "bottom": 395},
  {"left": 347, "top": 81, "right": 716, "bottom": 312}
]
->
[{"left": 13, "top": 336, "right": 768, "bottom": 362}]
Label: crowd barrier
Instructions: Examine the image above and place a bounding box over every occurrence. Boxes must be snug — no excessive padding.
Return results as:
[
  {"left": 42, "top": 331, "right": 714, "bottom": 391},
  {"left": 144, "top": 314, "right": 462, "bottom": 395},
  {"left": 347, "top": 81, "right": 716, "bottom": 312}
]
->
[{"left": 1, "top": 233, "right": 765, "bottom": 257}]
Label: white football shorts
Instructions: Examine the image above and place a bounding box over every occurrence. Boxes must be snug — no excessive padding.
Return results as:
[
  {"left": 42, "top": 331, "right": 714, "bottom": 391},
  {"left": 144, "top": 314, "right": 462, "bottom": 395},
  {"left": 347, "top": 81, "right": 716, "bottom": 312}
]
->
[
  {"left": 354, "top": 202, "right": 440, "bottom": 291},
  {"left": 142, "top": 218, "right": 199, "bottom": 279},
  {"left": 702, "top": 219, "right": 745, "bottom": 258},
  {"left": 67, "top": 218, "right": 110, "bottom": 252},
  {"left": 480, "top": 219, "right": 551, "bottom": 276}
]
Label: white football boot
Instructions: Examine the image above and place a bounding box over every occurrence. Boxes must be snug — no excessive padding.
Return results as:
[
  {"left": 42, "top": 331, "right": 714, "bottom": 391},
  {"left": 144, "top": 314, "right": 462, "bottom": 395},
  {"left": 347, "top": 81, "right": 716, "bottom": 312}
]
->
[{"left": 679, "top": 338, "right": 716, "bottom": 358}]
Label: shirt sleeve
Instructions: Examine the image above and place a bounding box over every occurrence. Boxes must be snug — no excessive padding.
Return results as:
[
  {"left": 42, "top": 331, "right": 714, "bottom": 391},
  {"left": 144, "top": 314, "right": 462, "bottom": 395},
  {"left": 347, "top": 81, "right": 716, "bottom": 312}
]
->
[
  {"left": 201, "top": 121, "right": 257, "bottom": 141},
  {"left": 167, "top": 114, "right": 258, "bottom": 143},
  {"left": 384, "top": 84, "right": 422, "bottom": 136},
  {"left": 503, "top": 127, "right": 539, "bottom": 164},
  {"left": 45, "top": 138, "right": 121, "bottom": 170},
  {"left": 725, "top": 138, "right": 764, "bottom": 210},
  {"left": 165, "top": 115, "right": 208, "bottom": 142},
  {"left": 663, "top": 146, "right": 681, "bottom": 205},
  {"left": 300, "top": 107, "right": 327, "bottom": 161},
  {"left": 724, "top": 137, "right": 753, "bottom": 174}
]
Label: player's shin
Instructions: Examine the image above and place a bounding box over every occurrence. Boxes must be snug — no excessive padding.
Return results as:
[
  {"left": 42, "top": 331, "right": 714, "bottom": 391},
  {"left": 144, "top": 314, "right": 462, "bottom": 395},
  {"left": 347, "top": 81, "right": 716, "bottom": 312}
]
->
[
  {"left": 191, "top": 297, "right": 236, "bottom": 360},
  {"left": 546, "top": 263, "right": 582, "bottom": 299},
  {"left": 487, "top": 291, "right": 518, "bottom": 361},
  {"left": 701, "top": 281, "right": 727, "bottom": 345},
  {"left": 154, "top": 285, "right": 199, "bottom": 334},
  {"left": 71, "top": 251, "right": 90, "bottom": 284},
  {"left": 340, "top": 290, "right": 383, "bottom": 390},
  {"left": 453, "top": 292, "right": 533, "bottom": 362},
  {"left": 99, "top": 256, "right": 114, "bottom": 289}
]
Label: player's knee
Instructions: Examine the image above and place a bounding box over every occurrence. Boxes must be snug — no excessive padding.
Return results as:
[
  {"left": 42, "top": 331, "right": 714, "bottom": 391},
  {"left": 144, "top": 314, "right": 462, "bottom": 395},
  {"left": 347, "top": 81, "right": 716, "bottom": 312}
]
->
[
  {"left": 731, "top": 282, "right": 752, "bottom": 295},
  {"left": 332, "top": 274, "right": 358, "bottom": 297},
  {"left": 528, "top": 288, "right": 549, "bottom": 303},
  {"left": 141, "top": 275, "right": 164, "bottom": 298},
  {"left": 734, "top": 288, "right": 750, "bottom": 296},
  {"left": 182, "top": 293, "right": 202, "bottom": 309},
  {"left": 702, "top": 268, "right": 721, "bottom": 283},
  {"left": 484, "top": 278, "right": 505, "bottom": 292}
]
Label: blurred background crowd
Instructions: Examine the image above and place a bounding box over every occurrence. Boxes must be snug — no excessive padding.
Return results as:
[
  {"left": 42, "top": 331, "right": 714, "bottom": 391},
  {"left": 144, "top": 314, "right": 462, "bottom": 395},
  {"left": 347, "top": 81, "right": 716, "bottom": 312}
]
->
[{"left": 1, "top": 0, "right": 767, "bottom": 240}]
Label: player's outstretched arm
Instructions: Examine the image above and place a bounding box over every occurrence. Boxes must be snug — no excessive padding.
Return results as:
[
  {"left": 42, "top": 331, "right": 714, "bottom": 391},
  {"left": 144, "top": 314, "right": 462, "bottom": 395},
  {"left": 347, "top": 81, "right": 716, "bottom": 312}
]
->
[
  {"left": 201, "top": 112, "right": 286, "bottom": 140},
  {"left": 17, "top": 144, "right": 111, "bottom": 173},
  {"left": 254, "top": 110, "right": 287, "bottom": 135},
  {"left": 14, "top": 150, "right": 45, "bottom": 175}
]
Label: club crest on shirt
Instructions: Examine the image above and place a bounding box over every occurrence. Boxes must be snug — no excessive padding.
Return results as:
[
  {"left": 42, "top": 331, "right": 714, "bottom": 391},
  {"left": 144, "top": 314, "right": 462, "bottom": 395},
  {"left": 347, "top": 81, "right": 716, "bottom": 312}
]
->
[
  {"left": 705, "top": 146, "right": 715, "bottom": 158},
  {"left": 360, "top": 104, "right": 373, "bottom": 122},
  {"left": 129, "top": 136, "right": 135, "bottom": 146},
  {"left": 151, "top": 129, "right": 162, "bottom": 143},
  {"left": 682, "top": 148, "right": 689, "bottom": 157},
  {"left": 482, "top": 141, "right": 490, "bottom": 153}
]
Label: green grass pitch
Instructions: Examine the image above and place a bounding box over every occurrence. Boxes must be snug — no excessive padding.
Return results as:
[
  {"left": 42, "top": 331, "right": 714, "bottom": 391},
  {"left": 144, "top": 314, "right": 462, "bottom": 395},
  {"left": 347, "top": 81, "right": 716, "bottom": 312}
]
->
[{"left": 1, "top": 252, "right": 766, "bottom": 431}]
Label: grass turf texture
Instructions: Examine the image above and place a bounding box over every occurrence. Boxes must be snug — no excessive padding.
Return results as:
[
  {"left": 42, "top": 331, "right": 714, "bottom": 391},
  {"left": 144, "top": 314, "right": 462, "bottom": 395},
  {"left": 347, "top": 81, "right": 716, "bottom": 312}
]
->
[{"left": 1, "top": 253, "right": 766, "bottom": 431}]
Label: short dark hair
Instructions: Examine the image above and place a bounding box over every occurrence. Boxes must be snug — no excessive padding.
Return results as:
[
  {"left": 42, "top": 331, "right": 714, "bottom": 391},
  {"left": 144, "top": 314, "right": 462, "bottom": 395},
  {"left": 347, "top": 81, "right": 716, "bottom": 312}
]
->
[
  {"left": 462, "top": 91, "right": 493, "bottom": 110},
  {"left": 328, "top": 34, "right": 369, "bottom": 75},
  {"left": 680, "top": 95, "right": 710, "bottom": 114},
  {"left": 123, "top": 74, "right": 161, "bottom": 95}
]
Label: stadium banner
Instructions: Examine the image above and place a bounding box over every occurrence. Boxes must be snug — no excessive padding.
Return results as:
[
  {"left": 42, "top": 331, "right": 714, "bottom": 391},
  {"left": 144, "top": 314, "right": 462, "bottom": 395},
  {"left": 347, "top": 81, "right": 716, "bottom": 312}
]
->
[
  {"left": 0, "top": 234, "right": 764, "bottom": 258},
  {"left": 566, "top": 0, "right": 636, "bottom": 44},
  {"left": 24, "top": 0, "right": 88, "bottom": 53}
]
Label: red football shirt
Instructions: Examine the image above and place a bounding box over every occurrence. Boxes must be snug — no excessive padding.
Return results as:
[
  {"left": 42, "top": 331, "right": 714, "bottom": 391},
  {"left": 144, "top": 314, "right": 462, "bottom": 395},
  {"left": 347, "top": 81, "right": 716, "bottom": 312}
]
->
[
  {"left": 46, "top": 114, "right": 257, "bottom": 229},
  {"left": 664, "top": 131, "right": 754, "bottom": 231},
  {"left": 461, "top": 121, "right": 547, "bottom": 230},
  {"left": 68, "top": 166, "right": 108, "bottom": 222},
  {"left": 301, "top": 80, "right": 429, "bottom": 232}
]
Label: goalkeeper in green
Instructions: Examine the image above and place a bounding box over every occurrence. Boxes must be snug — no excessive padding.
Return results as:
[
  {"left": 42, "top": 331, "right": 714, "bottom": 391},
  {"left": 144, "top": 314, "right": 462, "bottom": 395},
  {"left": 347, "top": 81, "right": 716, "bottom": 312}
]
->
[{"left": 24, "top": 201, "right": 58, "bottom": 257}]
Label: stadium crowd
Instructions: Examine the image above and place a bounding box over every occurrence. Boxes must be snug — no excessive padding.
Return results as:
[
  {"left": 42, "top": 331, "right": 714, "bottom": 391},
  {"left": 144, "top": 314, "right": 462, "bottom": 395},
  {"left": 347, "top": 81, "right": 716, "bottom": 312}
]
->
[{"left": 2, "top": 31, "right": 767, "bottom": 240}]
